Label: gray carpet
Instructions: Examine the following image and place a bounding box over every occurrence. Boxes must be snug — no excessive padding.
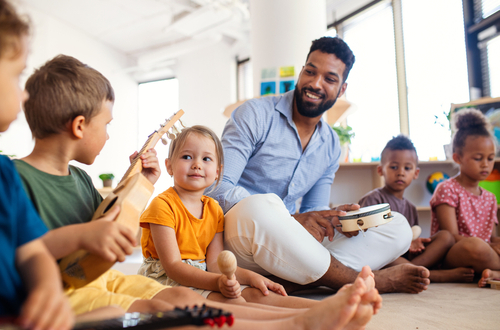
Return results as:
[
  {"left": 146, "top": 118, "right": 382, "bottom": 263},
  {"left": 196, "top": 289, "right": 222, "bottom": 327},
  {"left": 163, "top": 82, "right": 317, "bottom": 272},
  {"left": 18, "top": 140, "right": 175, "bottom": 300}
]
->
[
  {"left": 293, "top": 283, "right": 500, "bottom": 330},
  {"left": 114, "top": 249, "right": 500, "bottom": 329}
]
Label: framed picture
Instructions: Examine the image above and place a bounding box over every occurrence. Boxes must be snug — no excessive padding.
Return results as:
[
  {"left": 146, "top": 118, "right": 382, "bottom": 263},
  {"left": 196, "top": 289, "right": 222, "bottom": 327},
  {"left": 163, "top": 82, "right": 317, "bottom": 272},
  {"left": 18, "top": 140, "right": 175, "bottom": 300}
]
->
[{"left": 260, "top": 81, "right": 276, "bottom": 96}]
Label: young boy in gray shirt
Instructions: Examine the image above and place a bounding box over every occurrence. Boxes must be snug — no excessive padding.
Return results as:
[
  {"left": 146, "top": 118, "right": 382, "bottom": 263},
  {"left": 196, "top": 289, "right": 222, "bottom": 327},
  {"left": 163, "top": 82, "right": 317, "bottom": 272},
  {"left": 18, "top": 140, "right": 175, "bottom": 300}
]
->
[{"left": 359, "top": 135, "right": 475, "bottom": 283}]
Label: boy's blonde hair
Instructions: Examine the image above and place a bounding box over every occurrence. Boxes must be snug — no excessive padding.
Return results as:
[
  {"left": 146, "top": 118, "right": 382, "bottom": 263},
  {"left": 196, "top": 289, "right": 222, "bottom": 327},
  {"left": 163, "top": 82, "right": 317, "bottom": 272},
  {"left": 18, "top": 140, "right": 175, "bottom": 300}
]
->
[
  {"left": 0, "top": 0, "right": 29, "bottom": 58},
  {"left": 168, "top": 125, "right": 224, "bottom": 186},
  {"left": 24, "top": 55, "right": 115, "bottom": 139}
]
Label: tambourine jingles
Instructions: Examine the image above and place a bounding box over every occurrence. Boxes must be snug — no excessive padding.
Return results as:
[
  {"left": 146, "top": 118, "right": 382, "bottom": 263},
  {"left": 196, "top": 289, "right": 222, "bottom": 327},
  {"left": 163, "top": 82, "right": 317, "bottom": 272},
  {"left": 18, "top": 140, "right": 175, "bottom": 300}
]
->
[{"left": 337, "top": 203, "right": 393, "bottom": 232}]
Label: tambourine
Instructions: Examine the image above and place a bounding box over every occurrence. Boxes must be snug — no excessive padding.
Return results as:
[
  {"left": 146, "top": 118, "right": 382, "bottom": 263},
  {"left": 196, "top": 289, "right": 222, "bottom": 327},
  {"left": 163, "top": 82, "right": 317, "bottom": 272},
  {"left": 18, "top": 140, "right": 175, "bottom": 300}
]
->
[
  {"left": 488, "top": 278, "right": 500, "bottom": 290},
  {"left": 337, "top": 203, "right": 393, "bottom": 232}
]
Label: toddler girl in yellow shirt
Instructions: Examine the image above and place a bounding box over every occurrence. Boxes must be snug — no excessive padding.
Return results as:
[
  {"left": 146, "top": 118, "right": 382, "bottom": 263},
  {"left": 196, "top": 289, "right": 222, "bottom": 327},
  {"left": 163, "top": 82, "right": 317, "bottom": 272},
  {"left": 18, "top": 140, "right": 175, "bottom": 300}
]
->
[{"left": 138, "top": 125, "right": 317, "bottom": 309}]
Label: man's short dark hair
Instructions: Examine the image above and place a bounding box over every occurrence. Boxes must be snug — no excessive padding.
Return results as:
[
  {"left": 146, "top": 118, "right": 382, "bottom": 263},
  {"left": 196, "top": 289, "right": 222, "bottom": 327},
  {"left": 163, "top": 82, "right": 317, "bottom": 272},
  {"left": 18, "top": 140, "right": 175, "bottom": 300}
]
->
[
  {"left": 306, "top": 36, "right": 355, "bottom": 83},
  {"left": 381, "top": 135, "right": 418, "bottom": 163}
]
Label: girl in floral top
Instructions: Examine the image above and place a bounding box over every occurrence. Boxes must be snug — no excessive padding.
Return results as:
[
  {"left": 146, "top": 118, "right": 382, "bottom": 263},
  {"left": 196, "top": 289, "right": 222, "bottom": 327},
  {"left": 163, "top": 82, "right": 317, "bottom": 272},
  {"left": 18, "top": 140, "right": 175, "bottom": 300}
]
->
[{"left": 430, "top": 109, "right": 500, "bottom": 287}]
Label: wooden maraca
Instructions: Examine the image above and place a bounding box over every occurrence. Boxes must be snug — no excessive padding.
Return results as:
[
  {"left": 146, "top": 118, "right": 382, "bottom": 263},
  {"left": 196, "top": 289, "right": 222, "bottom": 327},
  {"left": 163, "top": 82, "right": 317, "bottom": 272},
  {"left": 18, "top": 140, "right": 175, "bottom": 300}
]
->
[
  {"left": 217, "top": 250, "right": 237, "bottom": 280},
  {"left": 411, "top": 225, "right": 422, "bottom": 240}
]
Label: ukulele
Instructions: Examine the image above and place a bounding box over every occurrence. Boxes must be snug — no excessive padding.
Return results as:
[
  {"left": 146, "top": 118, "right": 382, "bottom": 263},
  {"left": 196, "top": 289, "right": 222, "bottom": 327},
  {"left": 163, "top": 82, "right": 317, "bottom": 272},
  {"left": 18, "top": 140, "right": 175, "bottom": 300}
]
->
[
  {"left": 59, "top": 110, "right": 185, "bottom": 289},
  {"left": 0, "top": 305, "right": 234, "bottom": 330},
  {"left": 73, "top": 305, "right": 234, "bottom": 329}
]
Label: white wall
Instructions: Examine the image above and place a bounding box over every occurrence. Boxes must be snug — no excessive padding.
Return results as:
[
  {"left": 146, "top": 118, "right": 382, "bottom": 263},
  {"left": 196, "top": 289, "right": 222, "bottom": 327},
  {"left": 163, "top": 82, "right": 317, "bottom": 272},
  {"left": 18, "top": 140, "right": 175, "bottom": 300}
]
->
[
  {"left": 2, "top": 2, "right": 239, "bottom": 191},
  {"left": 175, "top": 42, "right": 235, "bottom": 137},
  {"left": 3, "top": 2, "right": 140, "bottom": 188}
]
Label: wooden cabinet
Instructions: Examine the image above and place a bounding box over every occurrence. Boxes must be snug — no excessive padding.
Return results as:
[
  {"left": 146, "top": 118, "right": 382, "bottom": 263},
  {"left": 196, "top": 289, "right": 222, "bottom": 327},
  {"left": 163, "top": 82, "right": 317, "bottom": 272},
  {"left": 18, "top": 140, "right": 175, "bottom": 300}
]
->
[{"left": 330, "top": 160, "right": 500, "bottom": 237}]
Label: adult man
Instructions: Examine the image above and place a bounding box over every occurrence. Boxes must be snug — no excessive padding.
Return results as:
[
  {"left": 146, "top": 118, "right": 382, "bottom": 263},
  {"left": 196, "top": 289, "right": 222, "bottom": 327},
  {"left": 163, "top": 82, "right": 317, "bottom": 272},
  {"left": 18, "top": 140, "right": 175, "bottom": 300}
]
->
[{"left": 208, "top": 37, "right": 430, "bottom": 293}]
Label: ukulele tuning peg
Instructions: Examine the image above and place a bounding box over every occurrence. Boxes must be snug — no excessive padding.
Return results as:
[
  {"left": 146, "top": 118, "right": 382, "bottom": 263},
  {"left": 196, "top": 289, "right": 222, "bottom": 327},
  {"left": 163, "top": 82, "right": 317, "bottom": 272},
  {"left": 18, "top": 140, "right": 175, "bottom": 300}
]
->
[
  {"left": 167, "top": 131, "right": 176, "bottom": 140},
  {"left": 161, "top": 137, "right": 168, "bottom": 145}
]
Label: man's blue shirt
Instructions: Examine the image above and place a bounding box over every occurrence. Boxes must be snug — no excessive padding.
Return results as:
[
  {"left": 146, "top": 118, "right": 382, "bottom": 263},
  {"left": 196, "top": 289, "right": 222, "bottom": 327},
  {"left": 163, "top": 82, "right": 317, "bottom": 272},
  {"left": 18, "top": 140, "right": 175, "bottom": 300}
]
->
[{"left": 207, "top": 90, "right": 341, "bottom": 214}]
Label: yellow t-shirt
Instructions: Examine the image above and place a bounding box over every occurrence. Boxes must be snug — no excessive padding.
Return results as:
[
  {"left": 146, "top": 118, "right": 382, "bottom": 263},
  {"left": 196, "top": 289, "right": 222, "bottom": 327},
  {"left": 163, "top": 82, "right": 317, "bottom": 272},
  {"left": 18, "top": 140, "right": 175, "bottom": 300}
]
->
[{"left": 140, "top": 187, "right": 224, "bottom": 260}]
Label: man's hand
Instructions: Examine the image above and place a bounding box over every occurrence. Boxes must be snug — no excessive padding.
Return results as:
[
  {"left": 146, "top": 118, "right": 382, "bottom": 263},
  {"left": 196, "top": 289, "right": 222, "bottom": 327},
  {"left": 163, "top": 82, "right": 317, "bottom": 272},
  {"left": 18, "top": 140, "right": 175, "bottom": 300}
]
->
[
  {"left": 130, "top": 148, "right": 161, "bottom": 185},
  {"left": 330, "top": 203, "right": 361, "bottom": 238},
  {"left": 218, "top": 274, "right": 241, "bottom": 299},
  {"left": 292, "top": 204, "right": 359, "bottom": 242},
  {"left": 80, "top": 205, "right": 137, "bottom": 262},
  {"left": 409, "top": 237, "right": 430, "bottom": 254}
]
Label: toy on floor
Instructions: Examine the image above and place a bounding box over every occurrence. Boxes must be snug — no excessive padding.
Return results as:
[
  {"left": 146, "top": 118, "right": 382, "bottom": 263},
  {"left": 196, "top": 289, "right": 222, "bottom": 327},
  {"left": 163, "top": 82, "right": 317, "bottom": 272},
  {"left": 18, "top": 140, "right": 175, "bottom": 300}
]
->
[{"left": 487, "top": 278, "right": 500, "bottom": 290}]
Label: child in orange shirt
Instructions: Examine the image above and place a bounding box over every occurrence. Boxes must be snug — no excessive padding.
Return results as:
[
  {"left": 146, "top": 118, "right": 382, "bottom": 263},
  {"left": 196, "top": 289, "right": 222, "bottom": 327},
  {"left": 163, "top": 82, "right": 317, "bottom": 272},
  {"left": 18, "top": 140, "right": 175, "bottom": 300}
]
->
[{"left": 139, "top": 125, "right": 381, "bottom": 317}]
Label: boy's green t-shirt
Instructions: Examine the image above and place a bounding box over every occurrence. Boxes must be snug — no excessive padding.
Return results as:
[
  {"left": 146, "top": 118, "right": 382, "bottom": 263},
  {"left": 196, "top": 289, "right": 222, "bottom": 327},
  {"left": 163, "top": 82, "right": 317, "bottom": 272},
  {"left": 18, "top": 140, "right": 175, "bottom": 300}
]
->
[{"left": 13, "top": 160, "right": 103, "bottom": 229}]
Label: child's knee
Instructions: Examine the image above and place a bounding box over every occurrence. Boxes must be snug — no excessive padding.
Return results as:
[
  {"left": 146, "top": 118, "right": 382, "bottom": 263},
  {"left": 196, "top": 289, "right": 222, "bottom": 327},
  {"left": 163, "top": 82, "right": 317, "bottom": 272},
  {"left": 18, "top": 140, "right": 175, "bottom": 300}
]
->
[
  {"left": 153, "top": 286, "right": 206, "bottom": 305},
  {"left": 460, "top": 237, "right": 491, "bottom": 261},
  {"left": 435, "top": 230, "right": 455, "bottom": 248},
  {"left": 241, "top": 287, "right": 266, "bottom": 302},
  {"left": 128, "top": 298, "right": 174, "bottom": 313}
]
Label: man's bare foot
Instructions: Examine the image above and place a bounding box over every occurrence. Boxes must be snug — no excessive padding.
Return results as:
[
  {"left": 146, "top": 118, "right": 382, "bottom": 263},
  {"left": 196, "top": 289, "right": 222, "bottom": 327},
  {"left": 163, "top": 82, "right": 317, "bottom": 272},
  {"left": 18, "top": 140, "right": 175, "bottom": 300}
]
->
[
  {"left": 374, "top": 264, "right": 430, "bottom": 293},
  {"left": 478, "top": 269, "right": 500, "bottom": 288},
  {"left": 297, "top": 278, "right": 367, "bottom": 330},
  {"left": 430, "top": 267, "right": 474, "bottom": 283}
]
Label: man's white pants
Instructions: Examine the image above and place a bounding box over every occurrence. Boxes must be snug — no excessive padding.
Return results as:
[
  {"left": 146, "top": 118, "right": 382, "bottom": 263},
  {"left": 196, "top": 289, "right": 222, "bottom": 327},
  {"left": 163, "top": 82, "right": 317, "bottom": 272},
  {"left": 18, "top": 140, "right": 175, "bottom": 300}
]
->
[{"left": 224, "top": 193, "right": 412, "bottom": 285}]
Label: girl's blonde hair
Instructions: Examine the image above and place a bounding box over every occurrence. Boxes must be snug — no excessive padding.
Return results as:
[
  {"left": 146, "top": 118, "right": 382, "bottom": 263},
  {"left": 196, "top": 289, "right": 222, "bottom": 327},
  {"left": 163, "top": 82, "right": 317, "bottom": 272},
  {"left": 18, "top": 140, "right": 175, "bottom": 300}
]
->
[{"left": 168, "top": 125, "right": 224, "bottom": 186}]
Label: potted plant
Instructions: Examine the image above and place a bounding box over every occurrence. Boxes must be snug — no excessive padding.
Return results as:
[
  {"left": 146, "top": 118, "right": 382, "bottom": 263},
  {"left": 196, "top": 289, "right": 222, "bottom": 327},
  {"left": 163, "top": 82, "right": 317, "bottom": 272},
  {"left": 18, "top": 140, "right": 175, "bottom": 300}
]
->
[
  {"left": 99, "top": 173, "right": 115, "bottom": 188},
  {"left": 331, "top": 124, "right": 355, "bottom": 162}
]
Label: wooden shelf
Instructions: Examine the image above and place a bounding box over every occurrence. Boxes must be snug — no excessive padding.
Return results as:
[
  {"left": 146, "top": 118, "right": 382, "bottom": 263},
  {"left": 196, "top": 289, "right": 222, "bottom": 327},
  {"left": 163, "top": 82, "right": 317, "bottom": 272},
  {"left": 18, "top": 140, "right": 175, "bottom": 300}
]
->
[{"left": 339, "top": 158, "right": 500, "bottom": 168}]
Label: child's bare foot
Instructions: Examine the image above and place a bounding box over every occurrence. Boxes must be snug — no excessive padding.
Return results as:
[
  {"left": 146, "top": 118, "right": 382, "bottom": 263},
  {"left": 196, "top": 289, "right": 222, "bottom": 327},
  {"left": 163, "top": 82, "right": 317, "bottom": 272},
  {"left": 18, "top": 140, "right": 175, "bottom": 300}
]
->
[
  {"left": 297, "top": 277, "right": 367, "bottom": 330},
  {"left": 344, "top": 288, "right": 382, "bottom": 330},
  {"left": 429, "top": 268, "right": 474, "bottom": 283},
  {"left": 374, "top": 264, "right": 430, "bottom": 293},
  {"left": 479, "top": 269, "right": 500, "bottom": 288},
  {"left": 357, "top": 265, "right": 375, "bottom": 291}
]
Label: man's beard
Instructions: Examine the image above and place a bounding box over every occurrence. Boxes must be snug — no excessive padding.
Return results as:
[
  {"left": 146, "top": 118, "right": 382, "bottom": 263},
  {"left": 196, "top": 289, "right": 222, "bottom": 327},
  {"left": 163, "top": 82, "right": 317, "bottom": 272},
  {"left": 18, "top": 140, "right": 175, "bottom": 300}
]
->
[{"left": 294, "top": 86, "right": 338, "bottom": 118}]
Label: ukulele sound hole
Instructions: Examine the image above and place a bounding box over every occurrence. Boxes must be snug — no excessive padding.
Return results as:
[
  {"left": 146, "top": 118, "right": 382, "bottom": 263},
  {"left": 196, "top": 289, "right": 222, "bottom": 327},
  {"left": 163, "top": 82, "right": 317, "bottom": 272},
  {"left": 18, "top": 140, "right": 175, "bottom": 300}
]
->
[
  {"left": 357, "top": 220, "right": 364, "bottom": 226},
  {"left": 103, "top": 197, "right": 119, "bottom": 214}
]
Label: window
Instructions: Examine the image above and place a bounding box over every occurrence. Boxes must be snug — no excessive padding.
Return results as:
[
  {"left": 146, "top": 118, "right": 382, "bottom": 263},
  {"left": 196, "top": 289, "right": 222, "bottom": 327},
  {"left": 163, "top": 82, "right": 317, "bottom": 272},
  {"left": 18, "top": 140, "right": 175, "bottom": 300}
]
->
[
  {"left": 464, "top": 0, "right": 500, "bottom": 98},
  {"left": 237, "top": 58, "right": 253, "bottom": 101},
  {"left": 138, "top": 78, "right": 179, "bottom": 197},
  {"left": 487, "top": 35, "right": 500, "bottom": 96},
  {"left": 402, "top": 0, "right": 469, "bottom": 160},
  {"left": 330, "top": 0, "right": 470, "bottom": 161},
  {"left": 341, "top": 2, "right": 401, "bottom": 161}
]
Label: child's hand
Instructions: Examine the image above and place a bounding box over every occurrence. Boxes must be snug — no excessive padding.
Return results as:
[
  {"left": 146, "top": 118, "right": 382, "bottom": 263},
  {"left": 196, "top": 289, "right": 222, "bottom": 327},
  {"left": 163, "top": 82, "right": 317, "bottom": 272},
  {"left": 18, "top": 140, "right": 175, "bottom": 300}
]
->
[
  {"left": 81, "top": 205, "right": 137, "bottom": 262},
  {"left": 130, "top": 148, "right": 161, "bottom": 185},
  {"left": 19, "top": 281, "right": 74, "bottom": 330},
  {"left": 247, "top": 272, "right": 288, "bottom": 296},
  {"left": 409, "top": 237, "right": 431, "bottom": 254},
  {"left": 217, "top": 274, "right": 241, "bottom": 299}
]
